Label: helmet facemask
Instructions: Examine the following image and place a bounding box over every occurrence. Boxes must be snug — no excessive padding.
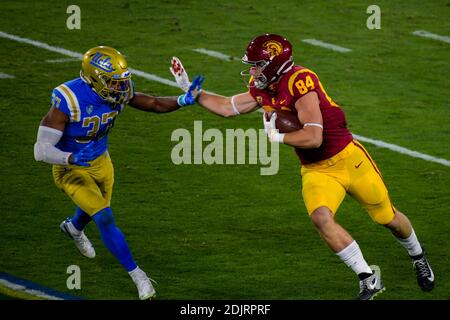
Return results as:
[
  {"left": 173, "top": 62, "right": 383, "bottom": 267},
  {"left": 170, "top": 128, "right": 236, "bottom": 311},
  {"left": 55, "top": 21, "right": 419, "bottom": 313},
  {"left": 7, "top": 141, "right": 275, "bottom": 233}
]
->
[
  {"left": 81, "top": 69, "right": 132, "bottom": 107},
  {"left": 99, "top": 73, "right": 132, "bottom": 106},
  {"left": 240, "top": 56, "right": 271, "bottom": 89}
]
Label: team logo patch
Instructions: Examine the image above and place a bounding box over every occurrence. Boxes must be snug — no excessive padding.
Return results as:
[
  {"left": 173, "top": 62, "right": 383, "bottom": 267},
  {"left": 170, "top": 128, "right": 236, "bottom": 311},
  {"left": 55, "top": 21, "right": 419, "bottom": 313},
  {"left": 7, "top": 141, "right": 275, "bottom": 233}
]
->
[
  {"left": 90, "top": 52, "right": 116, "bottom": 73},
  {"left": 263, "top": 40, "right": 283, "bottom": 58},
  {"left": 86, "top": 105, "right": 94, "bottom": 114}
]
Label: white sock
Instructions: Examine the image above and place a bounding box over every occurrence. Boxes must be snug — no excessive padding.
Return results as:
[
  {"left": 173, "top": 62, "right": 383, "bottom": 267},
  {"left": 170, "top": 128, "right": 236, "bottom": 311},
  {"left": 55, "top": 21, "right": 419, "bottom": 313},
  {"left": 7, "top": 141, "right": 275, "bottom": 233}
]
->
[
  {"left": 336, "top": 240, "right": 372, "bottom": 275},
  {"left": 395, "top": 228, "right": 422, "bottom": 257}
]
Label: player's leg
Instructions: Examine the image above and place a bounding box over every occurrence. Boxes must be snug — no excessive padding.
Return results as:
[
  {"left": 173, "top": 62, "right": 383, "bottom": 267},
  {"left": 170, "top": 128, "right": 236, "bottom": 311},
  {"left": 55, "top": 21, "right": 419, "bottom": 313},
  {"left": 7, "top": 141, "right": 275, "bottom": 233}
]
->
[
  {"left": 309, "top": 206, "right": 353, "bottom": 252},
  {"left": 349, "top": 140, "right": 434, "bottom": 292},
  {"left": 90, "top": 153, "right": 136, "bottom": 273},
  {"left": 70, "top": 206, "right": 92, "bottom": 231},
  {"left": 91, "top": 154, "right": 156, "bottom": 299},
  {"left": 53, "top": 166, "right": 98, "bottom": 258},
  {"left": 91, "top": 207, "right": 155, "bottom": 300},
  {"left": 95, "top": 152, "right": 114, "bottom": 206},
  {"left": 384, "top": 210, "right": 434, "bottom": 291},
  {"left": 53, "top": 170, "right": 95, "bottom": 238},
  {"left": 91, "top": 207, "right": 136, "bottom": 271},
  {"left": 301, "top": 166, "right": 383, "bottom": 299}
]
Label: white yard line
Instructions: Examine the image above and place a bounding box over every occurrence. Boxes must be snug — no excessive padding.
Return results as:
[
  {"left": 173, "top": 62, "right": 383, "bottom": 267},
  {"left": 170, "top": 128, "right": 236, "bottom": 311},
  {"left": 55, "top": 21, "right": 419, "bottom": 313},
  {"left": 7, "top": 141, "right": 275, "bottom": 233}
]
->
[
  {"left": 352, "top": 134, "right": 450, "bottom": 167},
  {"left": 192, "top": 48, "right": 238, "bottom": 61},
  {"left": 0, "top": 72, "right": 15, "bottom": 79},
  {"left": 0, "top": 31, "right": 83, "bottom": 58},
  {"left": 412, "top": 30, "right": 450, "bottom": 44},
  {"left": 46, "top": 57, "right": 81, "bottom": 63},
  {"left": 0, "top": 31, "right": 179, "bottom": 88},
  {"left": 1, "top": 30, "right": 448, "bottom": 167},
  {"left": 302, "top": 39, "right": 352, "bottom": 53}
]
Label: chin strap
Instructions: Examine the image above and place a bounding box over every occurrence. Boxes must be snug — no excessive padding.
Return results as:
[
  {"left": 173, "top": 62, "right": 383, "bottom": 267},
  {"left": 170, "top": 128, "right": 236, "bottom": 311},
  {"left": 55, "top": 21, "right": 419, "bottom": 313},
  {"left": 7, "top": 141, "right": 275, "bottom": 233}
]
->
[{"left": 266, "top": 58, "right": 294, "bottom": 87}]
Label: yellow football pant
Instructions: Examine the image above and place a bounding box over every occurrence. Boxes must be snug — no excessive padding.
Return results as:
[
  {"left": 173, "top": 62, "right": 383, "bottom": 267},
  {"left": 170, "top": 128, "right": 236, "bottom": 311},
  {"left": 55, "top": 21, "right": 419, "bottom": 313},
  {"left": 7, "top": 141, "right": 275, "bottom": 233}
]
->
[
  {"left": 300, "top": 140, "right": 395, "bottom": 225},
  {"left": 53, "top": 152, "right": 114, "bottom": 216}
]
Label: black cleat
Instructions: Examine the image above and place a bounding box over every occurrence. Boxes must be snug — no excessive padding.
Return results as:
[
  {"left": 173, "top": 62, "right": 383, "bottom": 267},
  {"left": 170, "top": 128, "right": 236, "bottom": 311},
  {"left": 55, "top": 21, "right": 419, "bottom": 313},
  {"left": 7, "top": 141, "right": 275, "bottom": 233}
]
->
[
  {"left": 412, "top": 251, "right": 435, "bottom": 292},
  {"left": 357, "top": 265, "right": 385, "bottom": 300}
]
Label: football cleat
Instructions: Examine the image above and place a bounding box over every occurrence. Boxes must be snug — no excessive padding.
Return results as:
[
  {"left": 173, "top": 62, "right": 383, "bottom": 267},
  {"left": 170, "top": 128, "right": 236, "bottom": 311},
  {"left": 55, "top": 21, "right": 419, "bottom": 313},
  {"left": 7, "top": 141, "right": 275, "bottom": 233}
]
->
[
  {"left": 357, "top": 265, "right": 385, "bottom": 300},
  {"left": 129, "top": 267, "right": 156, "bottom": 300},
  {"left": 412, "top": 250, "right": 435, "bottom": 292},
  {"left": 60, "top": 218, "right": 96, "bottom": 259}
]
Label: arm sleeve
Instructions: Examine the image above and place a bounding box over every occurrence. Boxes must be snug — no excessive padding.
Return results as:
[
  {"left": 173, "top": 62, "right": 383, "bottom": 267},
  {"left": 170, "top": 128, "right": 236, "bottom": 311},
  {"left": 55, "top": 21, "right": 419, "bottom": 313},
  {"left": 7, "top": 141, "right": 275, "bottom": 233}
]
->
[{"left": 34, "top": 126, "right": 72, "bottom": 165}]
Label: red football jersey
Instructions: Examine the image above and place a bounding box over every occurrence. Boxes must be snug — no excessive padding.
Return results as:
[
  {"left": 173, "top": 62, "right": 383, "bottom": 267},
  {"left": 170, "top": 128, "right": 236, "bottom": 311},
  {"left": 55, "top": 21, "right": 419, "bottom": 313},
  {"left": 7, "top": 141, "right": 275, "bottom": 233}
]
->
[{"left": 249, "top": 65, "right": 353, "bottom": 164}]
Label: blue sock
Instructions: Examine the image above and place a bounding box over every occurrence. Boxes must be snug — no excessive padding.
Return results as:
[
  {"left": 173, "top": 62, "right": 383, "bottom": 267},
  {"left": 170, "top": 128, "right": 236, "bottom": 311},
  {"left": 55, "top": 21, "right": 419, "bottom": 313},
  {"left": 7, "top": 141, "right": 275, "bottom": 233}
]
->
[
  {"left": 92, "top": 207, "right": 137, "bottom": 272},
  {"left": 71, "top": 207, "right": 92, "bottom": 231}
]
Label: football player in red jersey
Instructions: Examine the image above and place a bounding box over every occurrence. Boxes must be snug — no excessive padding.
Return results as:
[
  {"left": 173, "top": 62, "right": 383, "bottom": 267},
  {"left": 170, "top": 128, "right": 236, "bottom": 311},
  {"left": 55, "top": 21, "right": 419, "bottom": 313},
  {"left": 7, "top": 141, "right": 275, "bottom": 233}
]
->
[{"left": 170, "top": 34, "right": 434, "bottom": 299}]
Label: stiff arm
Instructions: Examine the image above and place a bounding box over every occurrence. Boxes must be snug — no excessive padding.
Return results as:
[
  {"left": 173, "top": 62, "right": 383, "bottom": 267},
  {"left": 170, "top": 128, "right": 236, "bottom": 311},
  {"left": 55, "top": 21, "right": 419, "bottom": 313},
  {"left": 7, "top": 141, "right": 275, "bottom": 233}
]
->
[{"left": 196, "top": 91, "right": 259, "bottom": 117}]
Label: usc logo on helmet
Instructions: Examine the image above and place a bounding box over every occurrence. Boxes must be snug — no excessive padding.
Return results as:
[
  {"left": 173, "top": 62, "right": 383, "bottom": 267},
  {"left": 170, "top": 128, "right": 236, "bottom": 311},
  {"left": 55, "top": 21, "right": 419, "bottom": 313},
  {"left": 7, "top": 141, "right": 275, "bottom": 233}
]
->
[{"left": 262, "top": 40, "right": 283, "bottom": 58}]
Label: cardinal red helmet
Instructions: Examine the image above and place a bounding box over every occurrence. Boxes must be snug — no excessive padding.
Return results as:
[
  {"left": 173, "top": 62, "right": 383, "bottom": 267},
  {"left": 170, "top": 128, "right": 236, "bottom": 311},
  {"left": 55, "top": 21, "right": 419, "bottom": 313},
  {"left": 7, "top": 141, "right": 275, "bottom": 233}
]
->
[{"left": 241, "top": 34, "right": 294, "bottom": 89}]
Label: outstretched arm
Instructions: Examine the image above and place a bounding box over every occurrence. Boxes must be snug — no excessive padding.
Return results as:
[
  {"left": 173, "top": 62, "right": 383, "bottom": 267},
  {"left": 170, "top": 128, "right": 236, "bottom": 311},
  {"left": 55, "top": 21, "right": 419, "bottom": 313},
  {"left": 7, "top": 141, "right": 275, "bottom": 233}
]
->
[
  {"left": 128, "top": 75, "right": 204, "bottom": 113},
  {"left": 128, "top": 93, "right": 181, "bottom": 113},
  {"left": 170, "top": 57, "right": 259, "bottom": 117},
  {"left": 197, "top": 91, "right": 259, "bottom": 117}
]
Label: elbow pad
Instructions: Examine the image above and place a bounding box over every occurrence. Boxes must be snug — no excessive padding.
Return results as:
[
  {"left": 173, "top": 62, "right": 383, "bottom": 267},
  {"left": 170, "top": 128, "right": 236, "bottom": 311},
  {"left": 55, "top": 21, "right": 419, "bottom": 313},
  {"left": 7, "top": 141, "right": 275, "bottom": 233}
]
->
[{"left": 34, "top": 126, "right": 71, "bottom": 165}]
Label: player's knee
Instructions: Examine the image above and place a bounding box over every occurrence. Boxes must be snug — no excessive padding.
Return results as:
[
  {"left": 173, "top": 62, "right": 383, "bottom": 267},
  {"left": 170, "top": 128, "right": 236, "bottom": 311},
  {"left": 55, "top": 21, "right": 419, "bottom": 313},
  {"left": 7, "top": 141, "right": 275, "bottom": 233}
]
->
[
  {"left": 310, "top": 207, "right": 334, "bottom": 230},
  {"left": 92, "top": 207, "right": 115, "bottom": 227},
  {"left": 381, "top": 209, "right": 403, "bottom": 228},
  {"left": 370, "top": 208, "right": 395, "bottom": 225}
]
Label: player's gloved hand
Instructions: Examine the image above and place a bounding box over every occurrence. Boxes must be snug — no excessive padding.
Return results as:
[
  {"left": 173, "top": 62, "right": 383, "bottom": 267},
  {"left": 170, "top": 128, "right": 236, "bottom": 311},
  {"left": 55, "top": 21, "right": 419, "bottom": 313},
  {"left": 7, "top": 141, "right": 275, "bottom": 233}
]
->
[
  {"left": 177, "top": 75, "right": 205, "bottom": 107},
  {"left": 263, "top": 111, "right": 285, "bottom": 143},
  {"left": 69, "top": 141, "right": 97, "bottom": 167},
  {"left": 170, "top": 57, "right": 191, "bottom": 92}
]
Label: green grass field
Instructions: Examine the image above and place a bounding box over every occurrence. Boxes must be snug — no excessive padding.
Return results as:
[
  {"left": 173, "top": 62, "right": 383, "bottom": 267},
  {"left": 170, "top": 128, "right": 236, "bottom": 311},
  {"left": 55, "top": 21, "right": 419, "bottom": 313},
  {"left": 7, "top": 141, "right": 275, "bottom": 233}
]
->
[{"left": 0, "top": 0, "right": 449, "bottom": 300}]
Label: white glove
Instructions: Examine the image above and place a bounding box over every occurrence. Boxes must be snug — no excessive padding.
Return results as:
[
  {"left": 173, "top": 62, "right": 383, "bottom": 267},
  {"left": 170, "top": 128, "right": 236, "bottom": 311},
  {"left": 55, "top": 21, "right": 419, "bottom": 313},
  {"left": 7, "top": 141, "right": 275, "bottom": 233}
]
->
[
  {"left": 170, "top": 57, "right": 191, "bottom": 92},
  {"left": 263, "top": 112, "right": 285, "bottom": 143}
]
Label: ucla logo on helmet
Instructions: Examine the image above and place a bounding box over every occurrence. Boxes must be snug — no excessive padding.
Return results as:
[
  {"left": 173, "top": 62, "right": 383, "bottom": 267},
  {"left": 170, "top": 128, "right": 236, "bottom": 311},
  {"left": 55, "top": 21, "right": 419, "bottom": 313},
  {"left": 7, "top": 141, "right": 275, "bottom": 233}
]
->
[
  {"left": 90, "top": 52, "right": 116, "bottom": 73},
  {"left": 262, "top": 40, "right": 283, "bottom": 58}
]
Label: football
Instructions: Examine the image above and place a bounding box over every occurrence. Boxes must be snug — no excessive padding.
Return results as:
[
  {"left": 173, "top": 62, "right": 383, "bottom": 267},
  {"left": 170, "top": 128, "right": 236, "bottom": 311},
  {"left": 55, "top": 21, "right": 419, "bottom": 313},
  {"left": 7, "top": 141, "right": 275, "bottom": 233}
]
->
[{"left": 274, "top": 110, "right": 302, "bottom": 133}]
